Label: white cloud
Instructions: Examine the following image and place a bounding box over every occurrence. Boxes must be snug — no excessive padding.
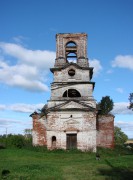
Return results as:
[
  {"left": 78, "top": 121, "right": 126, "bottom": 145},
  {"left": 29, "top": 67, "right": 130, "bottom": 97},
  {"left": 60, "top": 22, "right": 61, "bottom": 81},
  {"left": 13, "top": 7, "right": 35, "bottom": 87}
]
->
[
  {"left": 12, "top": 35, "right": 28, "bottom": 45},
  {"left": 115, "top": 120, "right": 133, "bottom": 138},
  {"left": 0, "top": 104, "right": 6, "bottom": 110},
  {"left": 9, "top": 103, "right": 44, "bottom": 113},
  {"left": 112, "top": 102, "right": 133, "bottom": 115},
  {"left": 0, "top": 118, "right": 32, "bottom": 135},
  {"left": 0, "top": 119, "right": 20, "bottom": 127},
  {"left": 112, "top": 55, "right": 133, "bottom": 70},
  {"left": 90, "top": 59, "right": 102, "bottom": 76},
  {"left": 0, "top": 42, "right": 56, "bottom": 91},
  {"left": 0, "top": 42, "right": 55, "bottom": 69},
  {"left": 0, "top": 103, "right": 44, "bottom": 113},
  {"left": 0, "top": 60, "right": 49, "bottom": 91},
  {"left": 0, "top": 103, "right": 44, "bottom": 134},
  {"left": 0, "top": 43, "right": 103, "bottom": 90},
  {"left": 115, "top": 121, "right": 133, "bottom": 130},
  {"left": 116, "top": 88, "right": 124, "bottom": 94}
]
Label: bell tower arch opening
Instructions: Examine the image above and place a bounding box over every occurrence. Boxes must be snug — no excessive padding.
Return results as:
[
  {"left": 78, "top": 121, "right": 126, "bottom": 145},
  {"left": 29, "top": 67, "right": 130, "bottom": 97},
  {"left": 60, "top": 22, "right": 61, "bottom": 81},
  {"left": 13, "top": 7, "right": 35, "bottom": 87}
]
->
[
  {"left": 63, "top": 89, "right": 81, "bottom": 98},
  {"left": 55, "top": 33, "right": 89, "bottom": 67},
  {"left": 66, "top": 41, "right": 77, "bottom": 63},
  {"left": 66, "top": 41, "right": 76, "bottom": 47}
]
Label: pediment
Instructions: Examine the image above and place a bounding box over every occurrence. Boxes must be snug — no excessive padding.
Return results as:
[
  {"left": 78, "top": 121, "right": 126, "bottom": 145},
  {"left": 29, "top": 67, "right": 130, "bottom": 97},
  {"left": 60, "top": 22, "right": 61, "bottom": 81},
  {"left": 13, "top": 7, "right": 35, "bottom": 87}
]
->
[
  {"left": 61, "top": 101, "right": 87, "bottom": 109},
  {"left": 48, "top": 101, "right": 95, "bottom": 111}
]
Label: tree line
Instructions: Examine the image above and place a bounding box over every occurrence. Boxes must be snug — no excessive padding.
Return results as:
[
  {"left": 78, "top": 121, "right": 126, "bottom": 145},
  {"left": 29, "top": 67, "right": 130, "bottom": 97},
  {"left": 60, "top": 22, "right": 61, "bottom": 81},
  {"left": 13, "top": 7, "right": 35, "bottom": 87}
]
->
[{"left": 0, "top": 131, "right": 32, "bottom": 149}]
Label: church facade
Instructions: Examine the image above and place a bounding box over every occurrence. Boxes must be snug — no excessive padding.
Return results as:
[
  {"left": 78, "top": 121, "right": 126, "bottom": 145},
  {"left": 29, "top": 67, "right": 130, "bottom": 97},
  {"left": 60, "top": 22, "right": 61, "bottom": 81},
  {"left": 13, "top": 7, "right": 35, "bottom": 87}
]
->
[{"left": 31, "top": 33, "right": 114, "bottom": 152}]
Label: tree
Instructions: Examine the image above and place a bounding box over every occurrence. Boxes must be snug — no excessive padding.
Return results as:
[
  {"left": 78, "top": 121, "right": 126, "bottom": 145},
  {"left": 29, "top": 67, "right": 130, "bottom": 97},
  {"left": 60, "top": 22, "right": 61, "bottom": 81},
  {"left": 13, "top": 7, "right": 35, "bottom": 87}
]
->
[
  {"left": 24, "top": 129, "right": 32, "bottom": 139},
  {"left": 98, "top": 96, "right": 114, "bottom": 115},
  {"left": 2, "top": 134, "right": 25, "bottom": 148},
  {"left": 24, "top": 129, "right": 32, "bottom": 135},
  {"left": 9, "top": 134, "right": 25, "bottom": 148},
  {"left": 114, "top": 126, "right": 128, "bottom": 145},
  {"left": 0, "top": 134, "right": 32, "bottom": 148},
  {"left": 128, "top": 93, "right": 133, "bottom": 110}
]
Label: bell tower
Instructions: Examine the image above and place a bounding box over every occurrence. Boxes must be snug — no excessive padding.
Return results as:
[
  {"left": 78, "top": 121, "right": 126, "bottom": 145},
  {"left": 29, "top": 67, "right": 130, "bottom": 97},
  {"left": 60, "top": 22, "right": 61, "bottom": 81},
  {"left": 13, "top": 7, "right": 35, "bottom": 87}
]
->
[
  {"left": 46, "top": 33, "right": 97, "bottom": 151},
  {"left": 49, "top": 33, "right": 95, "bottom": 106},
  {"left": 55, "top": 33, "right": 89, "bottom": 67},
  {"left": 31, "top": 33, "right": 114, "bottom": 151}
]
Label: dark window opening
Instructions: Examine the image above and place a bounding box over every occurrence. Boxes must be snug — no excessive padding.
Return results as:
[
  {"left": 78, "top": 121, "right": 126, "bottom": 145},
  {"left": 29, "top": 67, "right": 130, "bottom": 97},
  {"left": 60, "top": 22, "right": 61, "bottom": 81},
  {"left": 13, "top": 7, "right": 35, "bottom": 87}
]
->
[
  {"left": 63, "top": 91, "right": 67, "bottom": 97},
  {"left": 52, "top": 136, "right": 56, "bottom": 149},
  {"left": 63, "top": 90, "right": 67, "bottom": 97},
  {"left": 68, "top": 69, "right": 75, "bottom": 76},
  {"left": 63, "top": 89, "right": 81, "bottom": 97}
]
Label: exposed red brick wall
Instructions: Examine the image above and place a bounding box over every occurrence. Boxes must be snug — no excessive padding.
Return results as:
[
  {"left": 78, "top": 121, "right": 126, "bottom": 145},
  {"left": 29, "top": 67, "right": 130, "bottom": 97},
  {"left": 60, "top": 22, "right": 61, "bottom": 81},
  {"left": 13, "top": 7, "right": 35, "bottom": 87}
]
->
[
  {"left": 32, "top": 114, "right": 47, "bottom": 146},
  {"left": 97, "top": 114, "right": 114, "bottom": 148}
]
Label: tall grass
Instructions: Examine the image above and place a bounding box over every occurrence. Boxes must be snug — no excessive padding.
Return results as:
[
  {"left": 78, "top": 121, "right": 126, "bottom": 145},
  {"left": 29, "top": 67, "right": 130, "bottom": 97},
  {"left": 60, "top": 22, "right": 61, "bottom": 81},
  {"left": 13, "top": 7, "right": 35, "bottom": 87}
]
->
[{"left": 0, "top": 146, "right": 133, "bottom": 180}]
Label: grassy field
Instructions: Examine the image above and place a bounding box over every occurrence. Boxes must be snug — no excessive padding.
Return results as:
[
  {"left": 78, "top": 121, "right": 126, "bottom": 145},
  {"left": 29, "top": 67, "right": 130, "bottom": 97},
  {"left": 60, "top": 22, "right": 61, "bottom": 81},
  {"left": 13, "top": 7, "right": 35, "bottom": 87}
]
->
[{"left": 0, "top": 147, "right": 133, "bottom": 180}]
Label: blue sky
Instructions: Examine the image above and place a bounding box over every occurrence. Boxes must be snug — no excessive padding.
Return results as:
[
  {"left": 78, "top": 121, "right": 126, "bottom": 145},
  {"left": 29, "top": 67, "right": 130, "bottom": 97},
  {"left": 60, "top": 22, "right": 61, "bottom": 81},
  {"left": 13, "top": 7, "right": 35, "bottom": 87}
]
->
[{"left": 0, "top": 0, "right": 133, "bottom": 138}]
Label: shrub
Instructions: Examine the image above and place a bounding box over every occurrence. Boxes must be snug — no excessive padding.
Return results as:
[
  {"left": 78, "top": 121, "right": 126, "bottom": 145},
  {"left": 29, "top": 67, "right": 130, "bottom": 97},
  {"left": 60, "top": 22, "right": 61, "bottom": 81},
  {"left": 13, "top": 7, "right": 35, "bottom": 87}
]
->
[
  {"left": 0, "top": 134, "right": 32, "bottom": 149},
  {"left": 0, "top": 143, "right": 6, "bottom": 149},
  {"left": 7, "top": 134, "right": 25, "bottom": 148}
]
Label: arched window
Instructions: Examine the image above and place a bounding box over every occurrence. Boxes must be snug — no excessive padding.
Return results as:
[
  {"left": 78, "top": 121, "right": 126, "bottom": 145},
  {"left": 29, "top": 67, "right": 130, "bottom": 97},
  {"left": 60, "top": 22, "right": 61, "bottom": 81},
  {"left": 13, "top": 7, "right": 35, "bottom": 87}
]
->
[
  {"left": 63, "top": 90, "right": 67, "bottom": 97},
  {"left": 63, "top": 89, "right": 81, "bottom": 97},
  {"left": 52, "top": 136, "right": 56, "bottom": 149}
]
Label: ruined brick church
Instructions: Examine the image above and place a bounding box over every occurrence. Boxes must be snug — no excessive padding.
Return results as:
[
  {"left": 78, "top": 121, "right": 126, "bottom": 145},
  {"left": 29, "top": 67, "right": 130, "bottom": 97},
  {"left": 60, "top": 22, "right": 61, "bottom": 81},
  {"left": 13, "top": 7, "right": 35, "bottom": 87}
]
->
[{"left": 30, "top": 33, "right": 114, "bottom": 152}]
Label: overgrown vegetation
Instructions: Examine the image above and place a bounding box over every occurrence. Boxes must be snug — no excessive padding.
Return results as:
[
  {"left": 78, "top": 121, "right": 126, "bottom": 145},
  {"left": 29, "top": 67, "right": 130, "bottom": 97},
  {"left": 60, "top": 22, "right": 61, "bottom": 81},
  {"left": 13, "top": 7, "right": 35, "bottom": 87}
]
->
[
  {"left": 128, "top": 92, "right": 133, "bottom": 110},
  {"left": 114, "top": 126, "right": 128, "bottom": 145},
  {"left": 0, "top": 145, "right": 133, "bottom": 179},
  {"left": 98, "top": 96, "right": 114, "bottom": 115},
  {"left": 0, "top": 134, "right": 32, "bottom": 149}
]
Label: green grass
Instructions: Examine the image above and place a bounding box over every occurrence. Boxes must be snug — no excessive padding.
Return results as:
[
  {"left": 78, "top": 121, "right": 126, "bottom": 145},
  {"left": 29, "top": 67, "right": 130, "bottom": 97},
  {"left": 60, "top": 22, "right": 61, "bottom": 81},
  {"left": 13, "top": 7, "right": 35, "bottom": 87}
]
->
[{"left": 0, "top": 147, "right": 133, "bottom": 180}]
